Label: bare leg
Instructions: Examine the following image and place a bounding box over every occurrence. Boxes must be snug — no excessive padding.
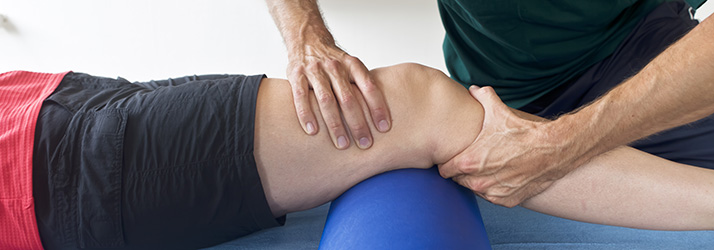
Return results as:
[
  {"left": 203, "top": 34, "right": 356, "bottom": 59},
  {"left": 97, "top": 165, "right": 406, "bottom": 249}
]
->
[
  {"left": 253, "top": 63, "right": 714, "bottom": 230},
  {"left": 523, "top": 146, "right": 714, "bottom": 230},
  {"left": 254, "top": 63, "right": 483, "bottom": 216}
]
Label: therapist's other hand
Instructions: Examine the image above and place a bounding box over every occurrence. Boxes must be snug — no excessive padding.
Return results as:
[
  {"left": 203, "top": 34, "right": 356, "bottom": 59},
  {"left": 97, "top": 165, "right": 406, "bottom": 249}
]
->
[
  {"left": 439, "top": 86, "right": 584, "bottom": 207},
  {"left": 286, "top": 43, "right": 391, "bottom": 150}
]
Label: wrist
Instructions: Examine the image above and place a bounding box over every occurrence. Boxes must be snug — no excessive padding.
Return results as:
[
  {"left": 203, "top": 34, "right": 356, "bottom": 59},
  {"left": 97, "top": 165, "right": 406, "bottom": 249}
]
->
[
  {"left": 545, "top": 113, "right": 602, "bottom": 168},
  {"left": 268, "top": 0, "right": 337, "bottom": 58},
  {"left": 287, "top": 38, "right": 338, "bottom": 61},
  {"left": 285, "top": 22, "right": 336, "bottom": 58}
]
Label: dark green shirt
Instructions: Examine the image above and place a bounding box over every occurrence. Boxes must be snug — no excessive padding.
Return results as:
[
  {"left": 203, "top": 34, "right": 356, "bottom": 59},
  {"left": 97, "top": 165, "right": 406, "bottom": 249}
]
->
[{"left": 439, "top": 0, "right": 705, "bottom": 108}]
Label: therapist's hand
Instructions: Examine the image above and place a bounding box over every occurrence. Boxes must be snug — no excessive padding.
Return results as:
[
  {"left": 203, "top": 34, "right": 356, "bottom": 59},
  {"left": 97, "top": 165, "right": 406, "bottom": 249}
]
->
[
  {"left": 266, "top": 0, "right": 391, "bottom": 150},
  {"left": 286, "top": 43, "right": 391, "bottom": 150},
  {"left": 439, "top": 86, "right": 589, "bottom": 207}
]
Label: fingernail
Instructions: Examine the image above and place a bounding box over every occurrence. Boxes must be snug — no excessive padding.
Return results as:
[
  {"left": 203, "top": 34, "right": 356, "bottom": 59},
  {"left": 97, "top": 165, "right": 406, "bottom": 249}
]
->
[
  {"left": 337, "top": 136, "right": 348, "bottom": 149},
  {"left": 359, "top": 137, "right": 370, "bottom": 148},
  {"left": 306, "top": 122, "right": 315, "bottom": 134},
  {"left": 378, "top": 120, "right": 389, "bottom": 132}
]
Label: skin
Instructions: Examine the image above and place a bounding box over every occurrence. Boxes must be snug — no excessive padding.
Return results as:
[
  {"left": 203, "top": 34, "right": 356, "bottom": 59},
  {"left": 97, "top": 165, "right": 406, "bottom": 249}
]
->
[
  {"left": 266, "top": 0, "right": 714, "bottom": 208},
  {"left": 254, "top": 63, "right": 482, "bottom": 216},
  {"left": 440, "top": 16, "right": 714, "bottom": 207},
  {"left": 265, "top": 0, "right": 391, "bottom": 149},
  {"left": 253, "top": 63, "right": 714, "bottom": 230}
]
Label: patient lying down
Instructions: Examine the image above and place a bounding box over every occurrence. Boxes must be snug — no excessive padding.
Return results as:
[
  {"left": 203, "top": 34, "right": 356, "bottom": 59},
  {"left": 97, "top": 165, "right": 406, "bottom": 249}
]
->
[{"left": 23, "top": 63, "right": 714, "bottom": 249}]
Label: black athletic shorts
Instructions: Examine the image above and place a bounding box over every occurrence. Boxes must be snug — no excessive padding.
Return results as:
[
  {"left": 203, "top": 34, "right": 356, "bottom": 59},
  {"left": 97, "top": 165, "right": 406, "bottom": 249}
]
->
[
  {"left": 32, "top": 72, "right": 284, "bottom": 250},
  {"left": 520, "top": 0, "right": 714, "bottom": 169}
]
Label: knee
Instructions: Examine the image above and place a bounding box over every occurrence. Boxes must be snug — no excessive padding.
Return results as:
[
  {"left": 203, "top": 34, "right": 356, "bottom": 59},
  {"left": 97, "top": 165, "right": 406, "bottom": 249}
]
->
[{"left": 369, "top": 63, "right": 452, "bottom": 103}]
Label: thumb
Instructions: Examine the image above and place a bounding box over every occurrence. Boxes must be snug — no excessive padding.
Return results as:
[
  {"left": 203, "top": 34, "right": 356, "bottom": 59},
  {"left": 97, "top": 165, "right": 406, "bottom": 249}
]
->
[{"left": 469, "top": 86, "right": 509, "bottom": 112}]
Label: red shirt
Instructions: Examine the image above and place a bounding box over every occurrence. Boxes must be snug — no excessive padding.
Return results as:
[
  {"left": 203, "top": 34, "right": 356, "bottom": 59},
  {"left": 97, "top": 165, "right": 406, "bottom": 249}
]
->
[{"left": 1, "top": 71, "right": 68, "bottom": 250}]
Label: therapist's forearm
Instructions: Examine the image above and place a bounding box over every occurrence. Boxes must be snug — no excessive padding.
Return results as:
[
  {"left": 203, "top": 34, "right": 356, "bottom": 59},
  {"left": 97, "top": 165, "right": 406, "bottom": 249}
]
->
[
  {"left": 551, "top": 17, "right": 714, "bottom": 162},
  {"left": 265, "top": 0, "right": 335, "bottom": 56}
]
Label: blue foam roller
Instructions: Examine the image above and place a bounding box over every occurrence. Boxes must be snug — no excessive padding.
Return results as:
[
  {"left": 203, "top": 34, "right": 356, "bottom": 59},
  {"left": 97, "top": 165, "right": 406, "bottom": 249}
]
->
[{"left": 319, "top": 167, "right": 491, "bottom": 250}]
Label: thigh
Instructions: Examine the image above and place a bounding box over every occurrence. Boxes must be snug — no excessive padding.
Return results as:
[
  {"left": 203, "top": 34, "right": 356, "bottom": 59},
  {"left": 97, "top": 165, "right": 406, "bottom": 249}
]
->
[
  {"left": 116, "top": 74, "right": 282, "bottom": 249},
  {"left": 631, "top": 115, "right": 714, "bottom": 169}
]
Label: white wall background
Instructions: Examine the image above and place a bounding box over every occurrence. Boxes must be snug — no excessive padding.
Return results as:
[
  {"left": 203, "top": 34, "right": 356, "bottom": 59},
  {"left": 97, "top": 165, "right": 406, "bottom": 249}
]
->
[{"left": 1, "top": 0, "right": 712, "bottom": 81}]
